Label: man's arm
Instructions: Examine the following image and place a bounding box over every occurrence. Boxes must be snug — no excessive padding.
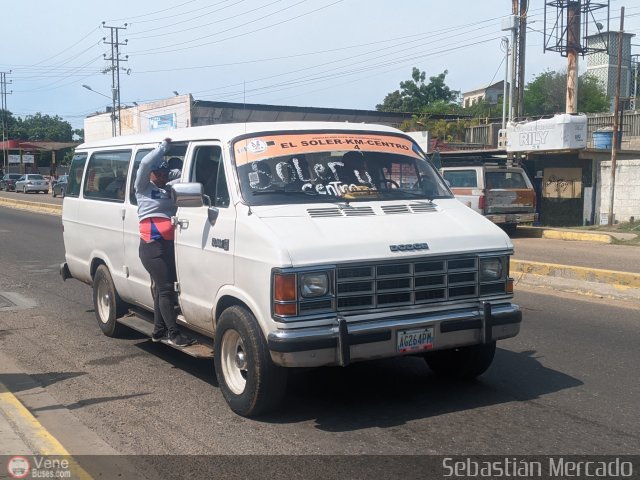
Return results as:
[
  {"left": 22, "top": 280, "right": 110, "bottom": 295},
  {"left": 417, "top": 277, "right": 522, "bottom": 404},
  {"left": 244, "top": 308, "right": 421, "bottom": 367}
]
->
[{"left": 134, "top": 139, "right": 171, "bottom": 192}]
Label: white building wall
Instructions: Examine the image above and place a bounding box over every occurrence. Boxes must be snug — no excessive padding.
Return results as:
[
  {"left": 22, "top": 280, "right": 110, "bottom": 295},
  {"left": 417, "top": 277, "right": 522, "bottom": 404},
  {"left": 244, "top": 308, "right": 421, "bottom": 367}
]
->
[
  {"left": 84, "top": 95, "right": 192, "bottom": 142},
  {"left": 597, "top": 159, "right": 640, "bottom": 223}
]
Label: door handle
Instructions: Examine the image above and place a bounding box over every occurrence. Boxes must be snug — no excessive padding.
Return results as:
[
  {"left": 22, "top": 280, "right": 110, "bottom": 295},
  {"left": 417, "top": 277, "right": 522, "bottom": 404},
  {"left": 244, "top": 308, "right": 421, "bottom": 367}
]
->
[{"left": 171, "top": 217, "right": 189, "bottom": 230}]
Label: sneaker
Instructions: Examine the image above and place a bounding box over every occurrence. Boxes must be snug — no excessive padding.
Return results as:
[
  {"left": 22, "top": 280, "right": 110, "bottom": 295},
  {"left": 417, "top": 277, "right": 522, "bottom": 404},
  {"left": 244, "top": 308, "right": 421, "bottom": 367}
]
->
[
  {"left": 167, "top": 333, "right": 195, "bottom": 347},
  {"left": 151, "top": 330, "right": 167, "bottom": 343}
]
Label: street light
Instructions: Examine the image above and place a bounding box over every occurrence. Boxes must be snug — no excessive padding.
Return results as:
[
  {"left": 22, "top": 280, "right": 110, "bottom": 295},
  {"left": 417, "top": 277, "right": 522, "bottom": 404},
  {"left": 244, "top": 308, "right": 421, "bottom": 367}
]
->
[
  {"left": 82, "top": 84, "right": 111, "bottom": 99},
  {"left": 82, "top": 84, "right": 117, "bottom": 136}
]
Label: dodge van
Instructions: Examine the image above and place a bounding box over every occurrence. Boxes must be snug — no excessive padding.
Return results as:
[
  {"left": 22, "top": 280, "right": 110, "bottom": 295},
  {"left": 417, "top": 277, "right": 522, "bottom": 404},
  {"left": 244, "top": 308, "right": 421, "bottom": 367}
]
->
[{"left": 61, "top": 122, "right": 522, "bottom": 416}]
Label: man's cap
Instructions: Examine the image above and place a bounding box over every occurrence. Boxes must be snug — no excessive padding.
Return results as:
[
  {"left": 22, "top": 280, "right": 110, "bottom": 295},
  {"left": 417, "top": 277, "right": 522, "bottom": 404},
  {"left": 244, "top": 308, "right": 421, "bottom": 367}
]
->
[{"left": 153, "top": 161, "right": 170, "bottom": 172}]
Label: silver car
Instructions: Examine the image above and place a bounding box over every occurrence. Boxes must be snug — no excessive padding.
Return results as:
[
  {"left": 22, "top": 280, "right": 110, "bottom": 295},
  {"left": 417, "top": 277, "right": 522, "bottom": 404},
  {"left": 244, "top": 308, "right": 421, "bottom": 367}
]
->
[{"left": 14, "top": 174, "right": 49, "bottom": 194}]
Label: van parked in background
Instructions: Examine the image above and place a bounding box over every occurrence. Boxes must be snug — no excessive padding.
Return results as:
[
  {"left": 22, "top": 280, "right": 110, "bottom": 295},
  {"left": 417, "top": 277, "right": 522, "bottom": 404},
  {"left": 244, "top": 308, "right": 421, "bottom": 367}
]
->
[
  {"left": 61, "top": 122, "right": 522, "bottom": 416},
  {"left": 440, "top": 164, "right": 537, "bottom": 235}
]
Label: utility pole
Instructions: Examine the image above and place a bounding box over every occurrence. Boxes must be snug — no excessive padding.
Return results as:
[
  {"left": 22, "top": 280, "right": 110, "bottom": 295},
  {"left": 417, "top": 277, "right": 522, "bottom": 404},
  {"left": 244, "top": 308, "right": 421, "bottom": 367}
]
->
[
  {"left": 102, "top": 22, "right": 128, "bottom": 137},
  {"left": 517, "top": 0, "right": 527, "bottom": 118},
  {"left": 510, "top": 0, "right": 520, "bottom": 121},
  {"left": 1, "top": 71, "right": 12, "bottom": 174},
  {"left": 608, "top": 6, "right": 624, "bottom": 227},
  {"left": 566, "top": 1, "right": 581, "bottom": 113},
  {"left": 502, "top": 37, "right": 510, "bottom": 129}
]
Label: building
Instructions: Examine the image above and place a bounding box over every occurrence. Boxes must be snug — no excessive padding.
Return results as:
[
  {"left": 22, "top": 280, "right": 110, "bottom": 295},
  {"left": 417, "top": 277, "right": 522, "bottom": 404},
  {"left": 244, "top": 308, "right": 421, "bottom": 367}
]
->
[
  {"left": 586, "top": 31, "right": 635, "bottom": 111},
  {"left": 462, "top": 81, "right": 508, "bottom": 108},
  {"left": 83, "top": 96, "right": 429, "bottom": 143}
]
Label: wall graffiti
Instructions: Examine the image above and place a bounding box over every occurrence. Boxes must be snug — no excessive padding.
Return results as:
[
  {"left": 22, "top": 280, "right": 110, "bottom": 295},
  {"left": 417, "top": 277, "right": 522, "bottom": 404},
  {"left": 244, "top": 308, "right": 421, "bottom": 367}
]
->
[{"left": 543, "top": 168, "right": 582, "bottom": 199}]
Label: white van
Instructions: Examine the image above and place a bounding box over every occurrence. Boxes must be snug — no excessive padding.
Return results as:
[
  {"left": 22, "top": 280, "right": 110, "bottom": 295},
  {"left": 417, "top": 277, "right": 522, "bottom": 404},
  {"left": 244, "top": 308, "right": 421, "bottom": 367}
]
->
[{"left": 61, "top": 122, "right": 521, "bottom": 416}]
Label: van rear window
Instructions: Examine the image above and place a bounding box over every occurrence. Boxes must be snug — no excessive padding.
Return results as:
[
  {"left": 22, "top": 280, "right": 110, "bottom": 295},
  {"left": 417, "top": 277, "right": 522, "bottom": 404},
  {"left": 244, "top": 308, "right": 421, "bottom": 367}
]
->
[
  {"left": 486, "top": 172, "right": 528, "bottom": 189},
  {"left": 442, "top": 170, "right": 478, "bottom": 188}
]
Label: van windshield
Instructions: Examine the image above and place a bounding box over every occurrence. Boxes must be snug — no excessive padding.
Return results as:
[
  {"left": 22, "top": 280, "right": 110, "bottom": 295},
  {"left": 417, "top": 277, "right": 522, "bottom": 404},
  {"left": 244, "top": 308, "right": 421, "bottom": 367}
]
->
[{"left": 233, "top": 131, "right": 452, "bottom": 206}]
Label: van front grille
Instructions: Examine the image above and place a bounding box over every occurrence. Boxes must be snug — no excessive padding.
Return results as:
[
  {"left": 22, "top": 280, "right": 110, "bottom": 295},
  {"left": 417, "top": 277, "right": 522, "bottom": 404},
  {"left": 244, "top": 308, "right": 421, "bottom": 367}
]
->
[{"left": 335, "top": 255, "right": 489, "bottom": 312}]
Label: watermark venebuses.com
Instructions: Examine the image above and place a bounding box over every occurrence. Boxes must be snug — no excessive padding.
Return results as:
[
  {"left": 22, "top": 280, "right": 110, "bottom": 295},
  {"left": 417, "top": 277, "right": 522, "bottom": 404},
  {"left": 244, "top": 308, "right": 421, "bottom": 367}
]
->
[
  {"left": 443, "top": 457, "right": 634, "bottom": 478},
  {"left": 6, "top": 456, "right": 71, "bottom": 479}
]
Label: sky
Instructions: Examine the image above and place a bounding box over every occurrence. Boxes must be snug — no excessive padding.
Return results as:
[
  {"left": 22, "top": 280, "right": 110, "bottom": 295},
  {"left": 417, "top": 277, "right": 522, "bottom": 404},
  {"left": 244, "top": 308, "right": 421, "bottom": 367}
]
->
[{"left": 1, "top": 0, "right": 638, "bottom": 131}]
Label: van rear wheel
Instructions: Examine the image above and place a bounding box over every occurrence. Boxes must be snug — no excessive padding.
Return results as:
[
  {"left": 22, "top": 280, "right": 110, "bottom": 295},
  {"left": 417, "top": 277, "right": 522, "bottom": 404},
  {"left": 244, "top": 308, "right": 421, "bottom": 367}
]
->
[
  {"left": 93, "top": 265, "right": 127, "bottom": 337},
  {"left": 424, "top": 341, "right": 496, "bottom": 380},
  {"left": 214, "top": 306, "right": 287, "bottom": 417}
]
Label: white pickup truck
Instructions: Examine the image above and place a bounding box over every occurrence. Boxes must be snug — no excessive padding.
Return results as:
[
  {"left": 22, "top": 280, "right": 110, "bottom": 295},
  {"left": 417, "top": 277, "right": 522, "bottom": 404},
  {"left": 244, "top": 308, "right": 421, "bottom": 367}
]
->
[{"left": 440, "top": 164, "right": 537, "bottom": 235}]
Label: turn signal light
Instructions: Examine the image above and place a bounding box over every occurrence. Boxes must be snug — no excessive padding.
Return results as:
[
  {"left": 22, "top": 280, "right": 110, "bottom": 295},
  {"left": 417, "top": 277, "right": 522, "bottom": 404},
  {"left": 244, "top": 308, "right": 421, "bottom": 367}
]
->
[
  {"left": 274, "top": 273, "right": 296, "bottom": 301},
  {"left": 506, "top": 277, "right": 514, "bottom": 294},
  {"left": 274, "top": 303, "right": 297, "bottom": 316}
]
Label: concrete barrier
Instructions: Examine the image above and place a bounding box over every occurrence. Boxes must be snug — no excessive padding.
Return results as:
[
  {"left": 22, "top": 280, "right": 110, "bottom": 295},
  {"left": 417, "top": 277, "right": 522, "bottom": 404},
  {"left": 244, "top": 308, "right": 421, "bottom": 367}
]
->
[
  {"left": 0, "top": 197, "right": 62, "bottom": 216},
  {"left": 511, "top": 259, "right": 640, "bottom": 302}
]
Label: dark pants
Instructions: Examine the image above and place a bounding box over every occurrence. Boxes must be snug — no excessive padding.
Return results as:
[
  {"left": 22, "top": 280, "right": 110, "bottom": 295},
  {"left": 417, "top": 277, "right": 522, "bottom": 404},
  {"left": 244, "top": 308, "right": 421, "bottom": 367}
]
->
[{"left": 139, "top": 239, "right": 179, "bottom": 337}]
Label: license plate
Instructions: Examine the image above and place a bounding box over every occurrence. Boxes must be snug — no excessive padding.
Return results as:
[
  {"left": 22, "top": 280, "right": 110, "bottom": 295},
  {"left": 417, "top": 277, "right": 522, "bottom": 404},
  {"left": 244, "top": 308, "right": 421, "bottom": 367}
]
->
[{"left": 397, "top": 327, "right": 434, "bottom": 353}]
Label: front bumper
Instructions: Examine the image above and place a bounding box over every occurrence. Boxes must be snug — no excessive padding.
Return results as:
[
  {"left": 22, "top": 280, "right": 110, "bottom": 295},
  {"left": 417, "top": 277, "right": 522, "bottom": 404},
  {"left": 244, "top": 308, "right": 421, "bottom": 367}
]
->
[
  {"left": 268, "top": 301, "right": 521, "bottom": 367},
  {"left": 21, "top": 184, "right": 48, "bottom": 192}
]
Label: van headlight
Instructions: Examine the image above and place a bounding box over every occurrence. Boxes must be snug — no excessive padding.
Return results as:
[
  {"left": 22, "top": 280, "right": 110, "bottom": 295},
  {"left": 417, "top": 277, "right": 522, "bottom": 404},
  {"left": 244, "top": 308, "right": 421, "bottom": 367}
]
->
[
  {"left": 300, "top": 272, "right": 329, "bottom": 298},
  {"left": 480, "top": 257, "right": 504, "bottom": 281}
]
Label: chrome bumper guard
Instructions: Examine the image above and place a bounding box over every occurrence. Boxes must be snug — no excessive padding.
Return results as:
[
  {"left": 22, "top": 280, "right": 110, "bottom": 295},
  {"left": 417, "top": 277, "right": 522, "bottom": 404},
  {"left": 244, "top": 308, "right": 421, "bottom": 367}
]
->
[{"left": 268, "top": 301, "right": 522, "bottom": 367}]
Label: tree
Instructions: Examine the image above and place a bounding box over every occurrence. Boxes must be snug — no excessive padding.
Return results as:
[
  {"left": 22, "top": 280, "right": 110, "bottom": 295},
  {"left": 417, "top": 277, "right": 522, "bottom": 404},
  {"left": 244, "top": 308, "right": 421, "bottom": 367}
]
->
[
  {"left": 12, "top": 113, "right": 74, "bottom": 142},
  {"left": 377, "top": 68, "right": 460, "bottom": 112},
  {"left": 523, "top": 70, "right": 609, "bottom": 116}
]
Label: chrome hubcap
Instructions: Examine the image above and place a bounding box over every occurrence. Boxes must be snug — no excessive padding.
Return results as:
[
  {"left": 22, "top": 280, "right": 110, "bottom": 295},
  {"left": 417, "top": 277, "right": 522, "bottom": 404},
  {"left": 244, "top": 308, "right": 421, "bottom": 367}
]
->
[
  {"left": 96, "top": 278, "right": 111, "bottom": 324},
  {"left": 221, "top": 330, "right": 247, "bottom": 395}
]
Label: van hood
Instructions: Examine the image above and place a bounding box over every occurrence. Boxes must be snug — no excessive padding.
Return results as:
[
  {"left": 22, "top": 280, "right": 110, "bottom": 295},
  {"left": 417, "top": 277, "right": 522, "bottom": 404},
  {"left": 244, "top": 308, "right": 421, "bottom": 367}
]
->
[{"left": 252, "top": 200, "right": 512, "bottom": 265}]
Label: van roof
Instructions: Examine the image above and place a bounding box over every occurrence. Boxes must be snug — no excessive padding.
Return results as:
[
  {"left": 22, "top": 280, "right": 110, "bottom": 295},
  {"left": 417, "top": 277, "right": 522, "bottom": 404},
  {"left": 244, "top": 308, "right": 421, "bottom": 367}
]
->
[{"left": 77, "top": 121, "right": 402, "bottom": 150}]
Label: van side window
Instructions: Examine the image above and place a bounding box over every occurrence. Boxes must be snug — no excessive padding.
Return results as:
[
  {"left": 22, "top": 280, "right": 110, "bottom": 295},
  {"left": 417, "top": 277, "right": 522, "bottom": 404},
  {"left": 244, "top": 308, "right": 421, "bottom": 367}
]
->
[
  {"left": 66, "top": 153, "right": 88, "bottom": 197},
  {"left": 83, "top": 150, "right": 132, "bottom": 202},
  {"left": 129, "top": 149, "right": 153, "bottom": 205},
  {"left": 442, "top": 170, "right": 477, "bottom": 188},
  {"left": 192, "top": 146, "right": 228, "bottom": 207}
]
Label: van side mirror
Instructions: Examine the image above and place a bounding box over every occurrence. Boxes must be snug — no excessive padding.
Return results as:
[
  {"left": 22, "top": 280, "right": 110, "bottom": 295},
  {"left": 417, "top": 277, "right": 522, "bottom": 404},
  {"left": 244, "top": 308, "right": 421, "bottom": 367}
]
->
[{"left": 171, "top": 182, "right": 205, "bottom": 207}]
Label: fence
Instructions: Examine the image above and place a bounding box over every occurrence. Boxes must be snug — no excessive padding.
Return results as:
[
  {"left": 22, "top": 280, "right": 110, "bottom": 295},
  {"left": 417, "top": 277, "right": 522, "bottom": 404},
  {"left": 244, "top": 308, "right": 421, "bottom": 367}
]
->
[
  {"left": 464, "top": 123, "right": 501, "bottom": 148},
  {"left": 586, "top": 111, "right": 640, "bottom": 148}
]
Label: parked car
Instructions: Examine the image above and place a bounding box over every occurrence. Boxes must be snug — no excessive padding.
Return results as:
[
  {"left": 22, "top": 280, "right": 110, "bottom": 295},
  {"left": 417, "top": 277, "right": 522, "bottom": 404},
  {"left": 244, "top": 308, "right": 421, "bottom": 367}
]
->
[
  {"left": 52, "top": 175, "right": 69, "bottom": 197},
  {"left": 440, "top": 164, "right": 537, "bottom": 235},
  {"left": 0, "top": 173, "right": 23, "bottom": 191},
  {"left": 14, "top": 174, "right": 49, "bottom": 194}
]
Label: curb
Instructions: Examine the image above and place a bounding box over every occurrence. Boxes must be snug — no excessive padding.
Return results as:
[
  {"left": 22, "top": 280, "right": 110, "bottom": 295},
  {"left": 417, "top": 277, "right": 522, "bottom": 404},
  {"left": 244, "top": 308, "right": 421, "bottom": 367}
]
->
[
  {"left": 518, "top": 226, "right": 614, "bottom": 243},
  {"left": 0, "top": 197, "right": 61, "bottom": 216},
  {"left": 540, "top": 229, "right": 613, "bottom": 243},
  {"left": 511, "top": 259, "right": 640, "bottom": 302}
]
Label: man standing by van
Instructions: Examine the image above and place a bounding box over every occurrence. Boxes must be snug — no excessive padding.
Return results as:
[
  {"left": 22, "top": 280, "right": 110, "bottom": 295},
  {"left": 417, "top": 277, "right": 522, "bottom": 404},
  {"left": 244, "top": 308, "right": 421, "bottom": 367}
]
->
[{"left": 135, "top": 138, "right": 194, "bottom": 347}]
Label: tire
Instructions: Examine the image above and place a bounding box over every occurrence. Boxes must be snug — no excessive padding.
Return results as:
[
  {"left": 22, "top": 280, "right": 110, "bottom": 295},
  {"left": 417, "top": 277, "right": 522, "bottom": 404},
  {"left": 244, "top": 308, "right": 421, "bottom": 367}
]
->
[
  {"left": 502, "top": 224, "right": 517, "bottom": 236},
  {"left": 23, "top": 186, "right": 27, "bottom": 194},
  {"left": 424, "top": 341, "right": 496, "bottom": 380},
  {"left": 52, "top": 189, "right": 57, "bottom": 197},
  {"left": 92, "top": 264, "right": 127, "bottom": 337},
  {"left": 214, "top": 306, "right": 288, "bottom": 417}
]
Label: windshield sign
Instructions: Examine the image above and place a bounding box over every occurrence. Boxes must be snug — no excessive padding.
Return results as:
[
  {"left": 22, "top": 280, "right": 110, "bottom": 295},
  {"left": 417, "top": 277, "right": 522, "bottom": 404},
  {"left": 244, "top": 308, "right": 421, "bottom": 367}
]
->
[{"left": 233, "top": 132, "right": 451, "bottom": 206}]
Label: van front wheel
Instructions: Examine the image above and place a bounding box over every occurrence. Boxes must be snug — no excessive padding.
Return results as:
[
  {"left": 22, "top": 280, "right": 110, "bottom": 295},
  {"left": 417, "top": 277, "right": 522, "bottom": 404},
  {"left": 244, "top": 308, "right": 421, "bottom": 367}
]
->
[
  {"left": 424, "top": 341, "right": 496, "bottom": 380},
  {"left": 92, "top": 265, "right": 126, "bottom": 337},
  {"left": 214, "top": 306, "right": 287, "bottom": 417}
]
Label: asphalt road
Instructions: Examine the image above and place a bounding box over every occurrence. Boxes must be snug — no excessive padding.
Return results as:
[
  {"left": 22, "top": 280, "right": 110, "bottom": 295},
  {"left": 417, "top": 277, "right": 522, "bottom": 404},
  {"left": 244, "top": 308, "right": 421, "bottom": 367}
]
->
[{"left": 0, "top": 205, "right": 638, "bottom": 467}]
